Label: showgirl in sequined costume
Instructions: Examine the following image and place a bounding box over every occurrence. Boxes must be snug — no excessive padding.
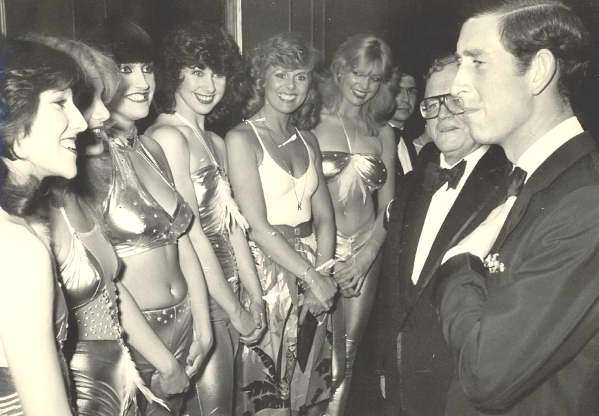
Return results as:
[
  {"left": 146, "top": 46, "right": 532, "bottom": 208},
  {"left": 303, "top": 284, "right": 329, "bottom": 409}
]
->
[
  {"left": 30, "top": 36, "right": 193, "bottom": 416},
  {"left": 147, "top": 22, "right": 266, "bottom": 416},
  {"left": 227, "top": 33, "right": 338, "bottom": 416},
  {"left": 78, "top": 19, "right": 213, "bottom": 416},
  {"left": 0, "top": 39, "right": 86, "bottom": 416},
  {"left": 313, "top": 34, "right": 396, "bottom": 416}
]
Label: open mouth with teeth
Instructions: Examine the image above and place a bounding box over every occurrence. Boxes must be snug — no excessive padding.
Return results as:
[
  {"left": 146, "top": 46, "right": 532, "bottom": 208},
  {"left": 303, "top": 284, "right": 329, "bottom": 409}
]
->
[
  {"left": 194, "top": 93, "right": 215, "bottom": 104},
  {"left": 278, "top": 93, "right": 297, "bottom": 102},
  {"left": 126, "top": 92, "right": 149, "bottom": 103},
  {"left": 60, "top": 137, "right": 77, "bottom": 154}
]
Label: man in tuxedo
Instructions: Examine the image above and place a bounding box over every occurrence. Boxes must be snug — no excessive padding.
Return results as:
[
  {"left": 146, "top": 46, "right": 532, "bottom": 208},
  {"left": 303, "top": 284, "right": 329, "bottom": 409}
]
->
[
  {"left": 388, "top": 68, "right": 420, "bottom": 187},
  {"left": 376, "top": 54, "right": 509, "bottom": 415},
  {"left": 434, "top": 1, "right": 599, "bottom": 414}
]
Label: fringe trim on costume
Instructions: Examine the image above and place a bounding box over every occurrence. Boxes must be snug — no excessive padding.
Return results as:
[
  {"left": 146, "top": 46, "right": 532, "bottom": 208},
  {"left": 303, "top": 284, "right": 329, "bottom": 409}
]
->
[
  {"left": 119, "top": 343, "right": 170, "bottom": 416},
  {"left": 335, "top": 158, "right": 369, "bottom": 206},
  {"left": 213, "top": 171, "right": 250, "bottom": 234}
]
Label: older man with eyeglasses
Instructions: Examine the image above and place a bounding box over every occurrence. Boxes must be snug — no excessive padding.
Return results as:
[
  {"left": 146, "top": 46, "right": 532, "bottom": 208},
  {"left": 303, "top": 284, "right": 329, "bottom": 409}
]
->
[{"left": 376, "top": 53, "right": 510, "bottom": 416}]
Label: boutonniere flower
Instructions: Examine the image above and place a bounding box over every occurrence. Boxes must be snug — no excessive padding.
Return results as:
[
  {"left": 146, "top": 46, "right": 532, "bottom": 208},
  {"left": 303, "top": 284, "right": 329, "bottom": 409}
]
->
[{"left": 483, "top": 253, "right": 505, "bottom": 274}]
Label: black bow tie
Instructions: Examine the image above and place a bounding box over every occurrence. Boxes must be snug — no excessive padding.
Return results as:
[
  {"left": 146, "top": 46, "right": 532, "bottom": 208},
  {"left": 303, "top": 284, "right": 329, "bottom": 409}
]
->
[
  {"left": 426, "top": 160, "right": 466, "bottom": 191},
  {"left": 506, "top": 166, "right": 527, "bottom": 197}
]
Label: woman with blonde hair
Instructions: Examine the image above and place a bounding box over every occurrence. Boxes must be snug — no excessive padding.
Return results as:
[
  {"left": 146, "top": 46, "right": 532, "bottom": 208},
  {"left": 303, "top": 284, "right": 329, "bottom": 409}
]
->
[
  {"left": 313, "top": 33, "right": 396, "bottom": 416},
  {"left": 226, "top": 32, "right": 337, "bottom": 415}
]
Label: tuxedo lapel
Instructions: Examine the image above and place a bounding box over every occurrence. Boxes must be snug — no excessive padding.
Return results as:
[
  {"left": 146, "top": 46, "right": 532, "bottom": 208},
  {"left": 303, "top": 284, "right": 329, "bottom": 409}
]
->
[
  {"left": 398, "top": 167, "right": 434, "bottom": 283},
  {"left": 492, "top": 132, "right": 597, "bottom": 251},
  {"left": 416, "top": 146, "right": 508, "bottom": 293}
]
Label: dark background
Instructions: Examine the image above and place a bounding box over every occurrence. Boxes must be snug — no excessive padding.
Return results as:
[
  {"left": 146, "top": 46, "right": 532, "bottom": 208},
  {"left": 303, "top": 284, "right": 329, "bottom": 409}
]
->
[{"left": 4, "top": 0, "right": 599, "bottom": 414}]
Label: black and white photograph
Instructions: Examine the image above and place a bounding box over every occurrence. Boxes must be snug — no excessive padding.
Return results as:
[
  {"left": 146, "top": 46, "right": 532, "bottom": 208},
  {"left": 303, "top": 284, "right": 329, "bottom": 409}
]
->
[{"left": 1, "top": 1, "right": 599, "bottom": 415}]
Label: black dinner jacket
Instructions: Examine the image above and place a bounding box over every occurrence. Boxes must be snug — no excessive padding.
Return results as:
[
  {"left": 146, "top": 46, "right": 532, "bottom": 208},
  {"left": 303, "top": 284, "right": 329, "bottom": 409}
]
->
[
  {"left": 377, "top": 143, "right": 509, "bottom": 415},
  {"left": 435, "top": 131, "right": 599, "bottom": 415}
]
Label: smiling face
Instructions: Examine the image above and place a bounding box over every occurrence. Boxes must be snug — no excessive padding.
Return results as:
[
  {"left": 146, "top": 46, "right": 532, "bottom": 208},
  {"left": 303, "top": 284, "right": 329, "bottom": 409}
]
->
[
  {"left": 338, "top": 60, "right": 383, "bottom": 107},
  {"left": 111, "top": 62, "right": 155, "bottom": 125},
  {"left": 175, "top": 66, "right": 226, "bottom": 116},
  {"left": 17, "top": 88, "right": 87, "bottom": 179},
  {"left": 451, "top": 14, "right": 531, "bottom": 147},
  {"left": 392, "top": 74, "right": 418, "bottom": 123},
  {"left": 425, "top": 63, "right": 479, "bottom": 165},
  {"left": 263, "top": 66, "right": 311, "bottom": 114}
]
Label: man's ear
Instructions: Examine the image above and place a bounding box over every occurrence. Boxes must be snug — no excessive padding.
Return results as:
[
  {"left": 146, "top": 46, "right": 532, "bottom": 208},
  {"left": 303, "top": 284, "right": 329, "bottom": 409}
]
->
[{"left": 527, "top": 48, "right": 557, "bottom": 96}]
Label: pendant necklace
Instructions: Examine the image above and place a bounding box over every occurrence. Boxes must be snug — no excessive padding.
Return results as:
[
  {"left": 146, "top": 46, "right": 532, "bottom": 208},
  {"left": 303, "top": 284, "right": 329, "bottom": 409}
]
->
[{"left": 261, "top": 118, "right": 307, "bottom": 211}]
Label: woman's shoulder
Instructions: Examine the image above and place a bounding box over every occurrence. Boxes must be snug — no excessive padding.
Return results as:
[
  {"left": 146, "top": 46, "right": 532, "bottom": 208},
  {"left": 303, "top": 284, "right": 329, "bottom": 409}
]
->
[
  {"left": 0, "top": 220, "right": 51, "bottom": 278},
  {"left": 145, "top": 116, "right": 190, "bottom": 150},
  {"left": 225, "top": 121, "right": 259, "bottom": 148}
]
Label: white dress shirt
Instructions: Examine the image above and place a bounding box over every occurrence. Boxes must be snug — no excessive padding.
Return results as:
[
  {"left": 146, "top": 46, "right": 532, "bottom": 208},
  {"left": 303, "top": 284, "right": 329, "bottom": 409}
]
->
[
  {"left": 443, "top": 116, "right": 584, "bottom": 262},
  {"left": 388, "top": 121, "right": 413, "bottom": 174},
  {"left": 411, "top": 145, "right": 490, "bottom": 283}
]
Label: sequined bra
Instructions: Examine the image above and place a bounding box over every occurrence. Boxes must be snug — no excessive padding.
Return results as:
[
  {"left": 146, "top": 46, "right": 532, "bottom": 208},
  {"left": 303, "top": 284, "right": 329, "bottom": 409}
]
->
[
  {"left": 102, "top": 136, "right": 194, "bottom": 258},
  {"left": 58, "top": 206, "right": 121, "bottom": 340},
  {"left": 320, "top": 115, "right": 387, "bottom": 204},
  {"left": 174, "top": 113, "right": 249, "bottom": 236}
]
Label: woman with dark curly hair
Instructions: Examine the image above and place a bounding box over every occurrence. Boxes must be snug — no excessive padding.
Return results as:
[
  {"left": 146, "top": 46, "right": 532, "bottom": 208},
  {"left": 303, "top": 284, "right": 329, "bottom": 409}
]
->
[
  {"left": 313, "top": 34, "right": 396, "bottom": 416},
  {"left": 0, "top": 38, "right": 87, "bottom": 415},
  {"left": 226, "top": 32, "right": 337, "bottom": 416},
  {"left": 146, "top": 21, "right": 265, "bottom": 415}
]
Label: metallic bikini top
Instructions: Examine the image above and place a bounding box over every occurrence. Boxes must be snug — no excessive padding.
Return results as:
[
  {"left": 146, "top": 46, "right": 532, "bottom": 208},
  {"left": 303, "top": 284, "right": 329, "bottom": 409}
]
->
[
  {"left": 102, "top": 136, "right": 193, "bottom": 258},
  {"left": 320, "top": 114, "right": 387, "bottom": 204},
  {"left": 321, "top": 151, "right": 387, "bottom": 205},
  {"left": 174, "top": 112, "right": 249, "bottom": 236}
]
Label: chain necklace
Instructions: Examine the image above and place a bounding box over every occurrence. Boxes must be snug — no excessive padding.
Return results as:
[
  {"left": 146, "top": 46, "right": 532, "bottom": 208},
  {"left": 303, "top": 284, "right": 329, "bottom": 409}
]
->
[{"left": 260, "top": 118, "right": 308, "bottom": 211}]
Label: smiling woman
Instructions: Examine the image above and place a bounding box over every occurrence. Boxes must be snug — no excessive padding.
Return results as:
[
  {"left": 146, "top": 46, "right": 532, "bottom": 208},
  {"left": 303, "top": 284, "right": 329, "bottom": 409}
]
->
[
  {"left": 76, "top": 18, "right": 214, "bottom": 416},
  {"left": 0, "top": 38, "right": 87, "bottom": 416},
  {"left": 226, "top": 32, "right": 337, "bottom": 416}
]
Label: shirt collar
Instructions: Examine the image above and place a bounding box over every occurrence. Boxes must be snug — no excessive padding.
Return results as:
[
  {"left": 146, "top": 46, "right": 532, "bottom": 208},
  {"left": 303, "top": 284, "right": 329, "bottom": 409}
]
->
[
  {"left": 387, "top": 120, "right": 405, "bottom": 130},
  {"left": 440, "top": 145, "right": 489, "bottom": 169},
  {"left": 516, "top": 116, "right": 584, "bottom": 182}
]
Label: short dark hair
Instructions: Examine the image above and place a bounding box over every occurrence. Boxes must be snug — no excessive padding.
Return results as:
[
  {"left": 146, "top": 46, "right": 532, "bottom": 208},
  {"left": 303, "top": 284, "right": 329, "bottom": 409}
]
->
[
  {"left": 156, "top": 21, "right": 247, "bottom": 125},
  {"left": 92, "top": 17, "right": 154, "bottom": 65},
  {"left": 424, "top": 54, "right": 458, "bottom": 84},
  {"left": 244, "top": 32, "right": 322, "bottom": 130},
  {"left": 0, "top": 38, "right": 81, "bottom": 216},
  {"left": 472, "top": 0, "right": 590, "bottom": 102}
]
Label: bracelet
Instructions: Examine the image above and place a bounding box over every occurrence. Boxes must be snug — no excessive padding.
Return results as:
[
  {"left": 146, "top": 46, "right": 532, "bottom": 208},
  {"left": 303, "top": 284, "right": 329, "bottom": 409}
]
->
[{"left": 299, "top": 264, "right": 315, "bottom": 285}]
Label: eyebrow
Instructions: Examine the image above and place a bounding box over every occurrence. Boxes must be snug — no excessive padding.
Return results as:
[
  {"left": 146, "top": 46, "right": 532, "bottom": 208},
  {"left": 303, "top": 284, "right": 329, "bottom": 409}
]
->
[{"left": 460, "top": 49, "right": 486, "bottom": 59}]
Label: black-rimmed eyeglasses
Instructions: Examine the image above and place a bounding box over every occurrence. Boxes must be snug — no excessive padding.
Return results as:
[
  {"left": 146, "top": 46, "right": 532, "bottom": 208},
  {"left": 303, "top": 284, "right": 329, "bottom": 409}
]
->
[{"left": 419, "top": 93, "right": 465, "bottom": 120}]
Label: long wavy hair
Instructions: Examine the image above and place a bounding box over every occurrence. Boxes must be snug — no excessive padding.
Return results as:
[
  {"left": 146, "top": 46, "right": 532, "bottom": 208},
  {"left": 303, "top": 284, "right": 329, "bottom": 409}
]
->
[
  {"left": 320, "top": 34, "right": 395, "bottom": 136},
  {"left": 243, "top": 32, "right": 322, "bottom": 130},
  {"left": 0, "top": 38, "right": 81, "bottom": 217},
  {"left": 156, "top": 21, "right": 248, "bottom": 126}
]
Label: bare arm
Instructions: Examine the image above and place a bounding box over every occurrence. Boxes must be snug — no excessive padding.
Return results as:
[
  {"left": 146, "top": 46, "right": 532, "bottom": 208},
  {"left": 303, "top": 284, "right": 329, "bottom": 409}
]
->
[
  {"left": 0, "top": 226, "right": 73, "bottom": 416},
  {"left": 139, "top": 133, "right": 213, "bottom": 376},
  {"left": 226, "top": 127, "right": 336, "bottom": 310},
  {"left": 151, "top": 126, "right": 256, "bottom": 337}
]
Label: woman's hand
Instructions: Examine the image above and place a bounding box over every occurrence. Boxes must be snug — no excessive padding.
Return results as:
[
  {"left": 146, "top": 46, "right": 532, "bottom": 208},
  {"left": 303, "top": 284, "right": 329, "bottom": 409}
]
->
[
  {"left": 334, "top": 247, "right": 377, "bottom": 297},
  {"left": 230, "top": 306, "right": 258, "bottom": 340},
  {"left": 156, "top": 357, "right": 190, "bottom": 395},
  {"left": 302, "top": 288, "right": 329, "bottom": 316},
  {"left": 239, "top": 299, "right": 267, "bottom": 345},
  {"left": 307, "top": 268, "right": 337, "bottom": 310},
  {"left": 185, "top": 336, "right": 213, "bottom": 378}
]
